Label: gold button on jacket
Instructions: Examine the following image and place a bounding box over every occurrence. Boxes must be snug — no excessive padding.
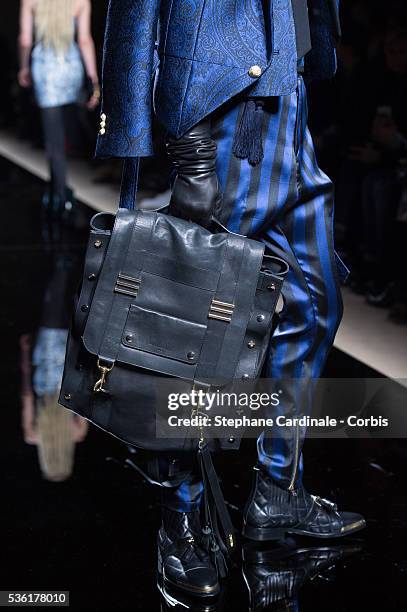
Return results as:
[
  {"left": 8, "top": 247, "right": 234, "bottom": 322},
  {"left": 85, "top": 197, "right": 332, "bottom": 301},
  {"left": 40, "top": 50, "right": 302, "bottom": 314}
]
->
[
  {"left": 248, "top": 65, "right": 262, "bottom": 78},
  {"left": 99, "top": 113, "right": 107, "bottom": 135}
]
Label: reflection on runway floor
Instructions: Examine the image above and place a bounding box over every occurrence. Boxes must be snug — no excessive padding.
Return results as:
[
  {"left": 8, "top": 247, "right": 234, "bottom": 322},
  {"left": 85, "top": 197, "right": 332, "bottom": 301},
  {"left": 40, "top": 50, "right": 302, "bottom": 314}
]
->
[{"left": 1, "top": 158, "right": 407, "bottom": 611}]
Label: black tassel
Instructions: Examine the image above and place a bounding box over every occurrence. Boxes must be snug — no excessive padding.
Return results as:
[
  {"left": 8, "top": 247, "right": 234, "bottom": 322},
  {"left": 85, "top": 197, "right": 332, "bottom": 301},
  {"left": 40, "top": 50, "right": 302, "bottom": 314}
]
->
[
  {"left": 201, "top": 524, "right": 228, "bottom": 578},
  {"left": 198, "top": 445, "right": 237, "bottom": 579},
  {"left": 210, "top": 541, "right": 228, "bottom": 579},
  {"left": 233, "top": 100, "right": 256, "bottom": 160},
  {"left": 233, "top": 99, "right": 265, "bottom": 166},
  {"left": 250, "top": 100, "right": 265, "bottom": 165}
]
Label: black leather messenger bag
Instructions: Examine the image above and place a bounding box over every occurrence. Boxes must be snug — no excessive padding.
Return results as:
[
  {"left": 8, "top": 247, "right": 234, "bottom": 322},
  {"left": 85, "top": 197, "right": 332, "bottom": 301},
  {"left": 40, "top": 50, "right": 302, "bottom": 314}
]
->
[{"left": 59, "top": 158, "right": 288, "bottom": 563}]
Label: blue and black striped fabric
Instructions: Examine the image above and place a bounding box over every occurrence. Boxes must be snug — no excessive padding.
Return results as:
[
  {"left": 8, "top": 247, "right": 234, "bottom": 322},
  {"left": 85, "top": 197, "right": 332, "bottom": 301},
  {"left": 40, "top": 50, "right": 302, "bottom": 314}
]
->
[{"left": 161, "top": 76, "right": 344, "bottom": 511}]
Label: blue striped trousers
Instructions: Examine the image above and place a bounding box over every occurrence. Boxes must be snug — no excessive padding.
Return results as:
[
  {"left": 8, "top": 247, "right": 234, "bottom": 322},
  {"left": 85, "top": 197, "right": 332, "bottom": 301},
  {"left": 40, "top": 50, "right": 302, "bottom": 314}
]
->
[{"left": 160, "top": 76, "right": 344, "bottom": 511}]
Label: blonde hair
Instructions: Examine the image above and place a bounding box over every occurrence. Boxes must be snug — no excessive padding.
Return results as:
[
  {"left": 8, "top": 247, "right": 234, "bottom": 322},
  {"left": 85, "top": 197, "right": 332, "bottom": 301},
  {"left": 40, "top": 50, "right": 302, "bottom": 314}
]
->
[
  {"left": 36, "top": 394, "right": 75, "bottom": 482},
  {"left": 34, "top": 0, "right": 76, "bottom": 53}
]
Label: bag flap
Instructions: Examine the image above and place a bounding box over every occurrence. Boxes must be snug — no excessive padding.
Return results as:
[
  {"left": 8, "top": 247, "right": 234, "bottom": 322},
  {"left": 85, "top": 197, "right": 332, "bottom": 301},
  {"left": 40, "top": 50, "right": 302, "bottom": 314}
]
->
[{"left": 82, "top": 209, "right": 267, "bottom": 381}]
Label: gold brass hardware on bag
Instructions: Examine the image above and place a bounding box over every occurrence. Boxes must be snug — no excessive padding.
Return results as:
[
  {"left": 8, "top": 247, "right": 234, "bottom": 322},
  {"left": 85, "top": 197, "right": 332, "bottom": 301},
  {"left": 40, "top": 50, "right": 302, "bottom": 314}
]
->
[
  {"left": 93, "top": 359, "right": 114, "bottom": 393},
  {"left": 114, "top": 273, "right": 142, "bottom": 298},
  {"left": 208, "top": 298, "right": 235, "bottom": 322}
]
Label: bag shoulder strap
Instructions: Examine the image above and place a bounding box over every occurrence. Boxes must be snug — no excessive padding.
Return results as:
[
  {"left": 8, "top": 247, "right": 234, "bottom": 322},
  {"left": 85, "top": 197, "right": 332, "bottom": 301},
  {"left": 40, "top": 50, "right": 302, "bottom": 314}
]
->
[{"left": 119, "top": 158, "right": 140, "bottom": 211}]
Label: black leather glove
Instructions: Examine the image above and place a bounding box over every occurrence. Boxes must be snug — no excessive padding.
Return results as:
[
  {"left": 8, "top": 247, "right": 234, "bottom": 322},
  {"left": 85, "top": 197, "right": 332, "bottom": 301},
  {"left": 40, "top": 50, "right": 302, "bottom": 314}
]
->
[{"left": 166, "top": 119, "right": 222, "bottom": 228}]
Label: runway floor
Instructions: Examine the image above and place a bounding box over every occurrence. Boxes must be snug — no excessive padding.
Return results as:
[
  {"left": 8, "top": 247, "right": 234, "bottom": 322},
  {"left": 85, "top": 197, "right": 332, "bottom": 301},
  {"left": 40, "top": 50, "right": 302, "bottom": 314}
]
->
[{"left": 1, "top": 158, "right": 407, "bottom": 611}]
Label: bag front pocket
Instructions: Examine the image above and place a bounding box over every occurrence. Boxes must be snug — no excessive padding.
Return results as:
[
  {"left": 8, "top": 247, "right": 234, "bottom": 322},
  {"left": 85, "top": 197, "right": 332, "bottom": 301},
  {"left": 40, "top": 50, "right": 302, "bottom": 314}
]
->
[{"left": 121, "top": 305, "right": 207, "bottom": 365}]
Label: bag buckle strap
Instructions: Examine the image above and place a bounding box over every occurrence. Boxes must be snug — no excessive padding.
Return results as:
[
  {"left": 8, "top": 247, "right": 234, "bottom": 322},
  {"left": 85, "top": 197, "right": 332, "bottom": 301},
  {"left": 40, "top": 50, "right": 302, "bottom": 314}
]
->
[{"left": 93, "top": 359, "right": 115, "bottom": 393}]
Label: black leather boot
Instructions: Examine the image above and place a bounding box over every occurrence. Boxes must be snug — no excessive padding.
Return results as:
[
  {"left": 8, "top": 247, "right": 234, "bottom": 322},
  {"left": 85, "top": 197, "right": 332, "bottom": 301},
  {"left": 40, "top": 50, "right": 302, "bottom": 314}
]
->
[
  {"left": 158, "top": 507, "right": 220, "bottom": 599},
  {"left": 242, "top": 467, "right": 366, "bottom": 540},
  {"left": 242, "top": 541, "right": 362, "bottom": 611},
  {"left": 166, "top": 119, "right": 222, "bottom": 228}
]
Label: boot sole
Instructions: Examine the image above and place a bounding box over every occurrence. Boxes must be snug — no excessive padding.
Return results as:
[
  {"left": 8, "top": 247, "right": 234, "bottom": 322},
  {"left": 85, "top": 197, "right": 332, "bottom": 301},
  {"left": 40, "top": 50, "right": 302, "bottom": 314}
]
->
[
  {"left": 242, "top": 518, "right": 366, "bottom": 541},
  {"left": 157, "top": 579, "right": 221, "bottom": 612},
  {"left": 164, "top": 576, "right": 221, "bottom": 598},
  {"left": 242, "top": 524, "right": 287, "bottom": 541}
]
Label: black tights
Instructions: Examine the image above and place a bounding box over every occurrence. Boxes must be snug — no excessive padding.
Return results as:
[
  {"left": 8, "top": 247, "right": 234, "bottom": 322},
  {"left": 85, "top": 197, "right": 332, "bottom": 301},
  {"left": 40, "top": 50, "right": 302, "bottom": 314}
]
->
[{"left": 41, "top": 106, "right": 67, "bottom": 202}]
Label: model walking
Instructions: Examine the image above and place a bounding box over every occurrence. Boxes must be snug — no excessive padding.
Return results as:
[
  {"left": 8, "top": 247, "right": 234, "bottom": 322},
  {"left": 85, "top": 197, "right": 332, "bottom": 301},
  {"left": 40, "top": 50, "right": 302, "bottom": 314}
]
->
[
  {"left": 95, "top": 0, "right": 366, "bottom": 601},
  {"left": 18, "top": 0, "right": 99, "bottom": 218}
]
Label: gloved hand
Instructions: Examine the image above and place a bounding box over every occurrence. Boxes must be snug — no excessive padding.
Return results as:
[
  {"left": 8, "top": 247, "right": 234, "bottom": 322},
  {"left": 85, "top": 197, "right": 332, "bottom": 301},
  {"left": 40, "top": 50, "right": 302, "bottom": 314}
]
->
[{"left": 166, "top": 119, "right": 222, "bottom": 228}]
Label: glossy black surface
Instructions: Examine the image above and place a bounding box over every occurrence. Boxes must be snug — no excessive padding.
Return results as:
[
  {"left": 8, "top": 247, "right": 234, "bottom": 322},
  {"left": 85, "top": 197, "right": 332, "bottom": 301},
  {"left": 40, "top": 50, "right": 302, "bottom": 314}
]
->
[{"left": 1, "top": 159, "right": 407, "bottom": 611}]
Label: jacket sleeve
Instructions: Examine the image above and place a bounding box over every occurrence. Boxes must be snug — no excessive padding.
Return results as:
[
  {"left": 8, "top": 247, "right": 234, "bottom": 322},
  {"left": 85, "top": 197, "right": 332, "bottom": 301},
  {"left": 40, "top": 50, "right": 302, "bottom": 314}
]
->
[{"left": 95, "top": 0, "right": 160, "bottom": 159}]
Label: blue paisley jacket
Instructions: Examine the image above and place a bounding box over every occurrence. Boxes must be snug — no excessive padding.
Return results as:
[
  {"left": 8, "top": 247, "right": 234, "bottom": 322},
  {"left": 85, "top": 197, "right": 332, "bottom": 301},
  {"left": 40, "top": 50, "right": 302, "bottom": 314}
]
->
[{"left": 96, "top": 0, "right": 340, "bottom": 159}]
